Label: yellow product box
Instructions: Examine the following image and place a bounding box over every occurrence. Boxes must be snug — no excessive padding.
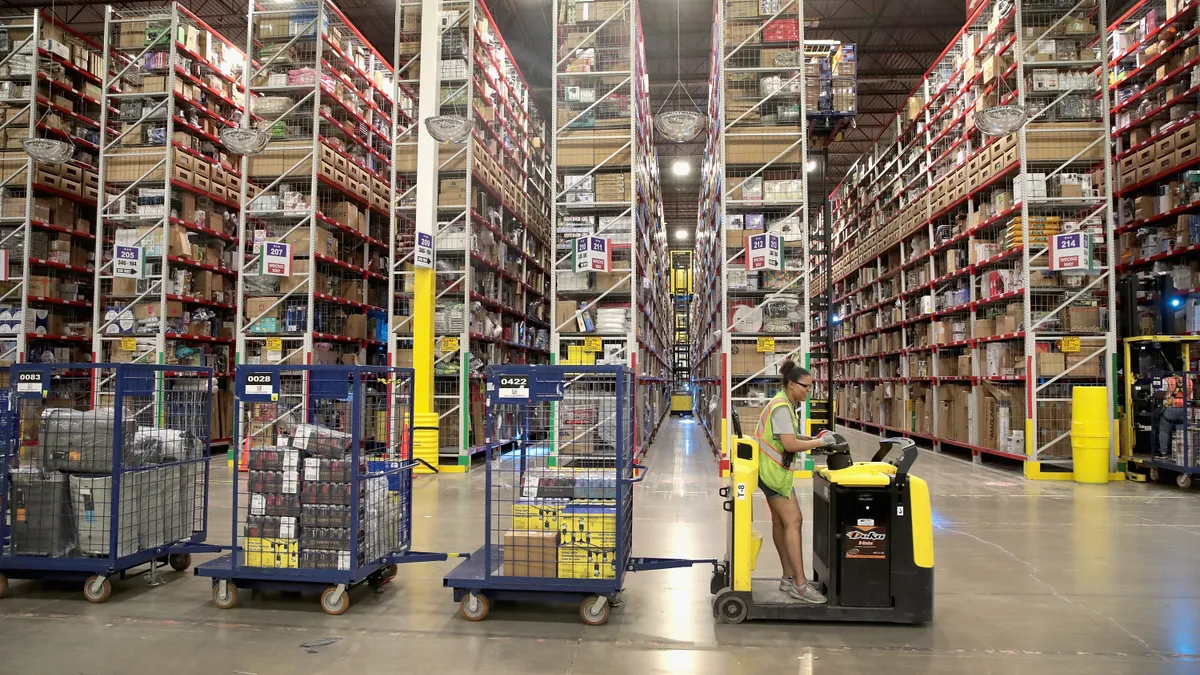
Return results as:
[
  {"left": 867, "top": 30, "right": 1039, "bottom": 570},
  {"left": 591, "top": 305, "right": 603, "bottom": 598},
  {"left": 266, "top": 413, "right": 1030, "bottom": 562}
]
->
[
  {"left": 559, "top": 500, "right": 616, "bottom": 540},
  {"left": 512, "top": 498, "right": 569, "bottom": 531},
  {"left": 244, "top": 537, "right": 299, "bottom": 568},
  {"left": 557, "top": 544, "right": 616, "bottom": 564},
  {"left": 561, "top": 530, "right": 618, "bottom": 547},
  {"left": 559, "top": 560, "right": 618, "bottom": 580}
]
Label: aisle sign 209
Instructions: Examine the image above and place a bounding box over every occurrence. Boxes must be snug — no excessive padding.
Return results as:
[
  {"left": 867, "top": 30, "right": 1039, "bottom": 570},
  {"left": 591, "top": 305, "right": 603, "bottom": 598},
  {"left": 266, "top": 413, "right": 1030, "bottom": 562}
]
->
[
  {"left": 746, "top": 233, "right": 782, "bottom": 271},
  {"left": 574, "top": 236, "right": 612, "bottom": 273}
]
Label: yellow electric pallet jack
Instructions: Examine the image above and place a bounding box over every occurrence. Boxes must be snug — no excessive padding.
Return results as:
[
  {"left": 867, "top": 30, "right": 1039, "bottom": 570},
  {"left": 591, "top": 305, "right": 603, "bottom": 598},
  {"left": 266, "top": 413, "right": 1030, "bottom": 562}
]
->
[{"left": 711, "top": 419, "right": 935, "bottom": 624}]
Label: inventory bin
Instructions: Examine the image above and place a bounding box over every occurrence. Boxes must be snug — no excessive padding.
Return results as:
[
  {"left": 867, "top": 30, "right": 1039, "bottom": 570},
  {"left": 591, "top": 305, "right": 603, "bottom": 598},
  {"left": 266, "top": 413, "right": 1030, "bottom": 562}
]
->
[
  {"left": 195, "top": 365, "right": 418, "bottom": 615},
  {"left": 0, "top": 363, "right": 218, "bottom": 603}
]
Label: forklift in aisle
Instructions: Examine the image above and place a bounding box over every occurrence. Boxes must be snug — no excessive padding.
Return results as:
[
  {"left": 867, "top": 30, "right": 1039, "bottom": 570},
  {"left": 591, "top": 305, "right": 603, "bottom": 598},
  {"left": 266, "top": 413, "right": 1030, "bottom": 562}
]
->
[{"left": 711, "top": 413, "right": 934, "bottom": 624}]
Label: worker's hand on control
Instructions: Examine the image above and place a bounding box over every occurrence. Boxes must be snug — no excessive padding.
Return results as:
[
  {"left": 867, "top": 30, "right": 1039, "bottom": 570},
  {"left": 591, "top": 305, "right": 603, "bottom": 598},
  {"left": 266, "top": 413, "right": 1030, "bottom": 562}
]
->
[{"left": 817, "top": 430, "right": 838, "bottom": 447}]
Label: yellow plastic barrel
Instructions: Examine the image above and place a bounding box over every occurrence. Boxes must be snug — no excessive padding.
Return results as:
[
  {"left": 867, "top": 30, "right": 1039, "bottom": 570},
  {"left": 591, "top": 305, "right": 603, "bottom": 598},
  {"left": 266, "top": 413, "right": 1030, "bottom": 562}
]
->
[{"left": 1072, "top": 386, "right": 1111, "bottom": 484}]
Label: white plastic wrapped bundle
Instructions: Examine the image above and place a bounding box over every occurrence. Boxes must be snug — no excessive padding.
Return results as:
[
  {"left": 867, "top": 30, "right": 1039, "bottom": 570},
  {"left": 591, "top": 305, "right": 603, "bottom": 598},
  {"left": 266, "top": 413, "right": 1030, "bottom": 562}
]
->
[{"left": 42, "top": 408, "right": 139, "bottom": 474}]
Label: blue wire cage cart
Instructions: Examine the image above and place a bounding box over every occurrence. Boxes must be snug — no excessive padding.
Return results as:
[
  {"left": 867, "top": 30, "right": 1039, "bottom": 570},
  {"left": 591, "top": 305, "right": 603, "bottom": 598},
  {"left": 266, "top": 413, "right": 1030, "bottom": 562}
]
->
[
  {"left": 444, "top": 365, "right": 713, "bottom": 625},
  {"left": 0, "top": 363, "right": 220, "bottom": 602},
  {"left": 195, "top": 365, "right": 450, "bottom": 615}
]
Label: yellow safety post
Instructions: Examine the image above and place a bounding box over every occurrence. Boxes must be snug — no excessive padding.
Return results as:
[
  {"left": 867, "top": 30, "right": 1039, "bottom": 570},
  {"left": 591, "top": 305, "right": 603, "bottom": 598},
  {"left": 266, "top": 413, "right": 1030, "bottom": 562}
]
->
[
  {"left": 1072, "top": 386, "right": 1110, "bottom": 484},
  {"left": 409, "top": 0, "right": 443, "bottom": 475}
]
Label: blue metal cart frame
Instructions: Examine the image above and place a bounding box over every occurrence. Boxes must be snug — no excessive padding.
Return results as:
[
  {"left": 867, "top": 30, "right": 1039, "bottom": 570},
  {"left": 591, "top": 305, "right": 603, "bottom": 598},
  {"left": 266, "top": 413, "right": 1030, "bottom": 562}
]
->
[
  {"left": 195, "top": 365, "right": 456, "bottom": 614},
  {"left": 444, "top": 365, "right": 714, "bottom": 624},
  {"left": 0, "top": 363, "right": 222, "bottom": 602}
]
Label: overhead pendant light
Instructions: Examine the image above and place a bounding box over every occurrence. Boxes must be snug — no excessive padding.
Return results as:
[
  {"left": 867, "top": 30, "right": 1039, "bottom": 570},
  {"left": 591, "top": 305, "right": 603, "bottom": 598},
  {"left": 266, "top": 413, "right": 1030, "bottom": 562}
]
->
[
  {"left": 219, "top": 125, "right": 271, "bottom": 155},
  {"left": 653, "top": 0, "right": 706, "bottom": 143},
  {"left": 425, "top": 114, "right": 471, "bottom": 144},
  {"left": 975, "top": 104, "right": 1027, "bottom": 136},
  {"left": 23, "top": 137, "right": 73, "bottom": 164}
]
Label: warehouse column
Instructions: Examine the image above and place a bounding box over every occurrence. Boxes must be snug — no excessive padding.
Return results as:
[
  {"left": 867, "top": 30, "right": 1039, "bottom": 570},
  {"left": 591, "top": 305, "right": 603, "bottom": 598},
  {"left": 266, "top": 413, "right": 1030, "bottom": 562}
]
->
[{"left": 411, "top": 0, "right": 443, "bottom": 474}]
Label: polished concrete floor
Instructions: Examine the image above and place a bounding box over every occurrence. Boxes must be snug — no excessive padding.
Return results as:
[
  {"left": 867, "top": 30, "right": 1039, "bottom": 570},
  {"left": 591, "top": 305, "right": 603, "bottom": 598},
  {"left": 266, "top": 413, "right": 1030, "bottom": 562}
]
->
[{"left": 3, "top": 420, "right": 1200, "bottom": 674}]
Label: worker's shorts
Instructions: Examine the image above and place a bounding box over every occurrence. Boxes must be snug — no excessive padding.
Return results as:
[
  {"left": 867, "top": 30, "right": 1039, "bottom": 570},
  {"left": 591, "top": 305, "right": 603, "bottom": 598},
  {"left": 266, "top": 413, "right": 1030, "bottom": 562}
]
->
[{"left": 759, "top": 482, "right": 795, "bottom": 501}]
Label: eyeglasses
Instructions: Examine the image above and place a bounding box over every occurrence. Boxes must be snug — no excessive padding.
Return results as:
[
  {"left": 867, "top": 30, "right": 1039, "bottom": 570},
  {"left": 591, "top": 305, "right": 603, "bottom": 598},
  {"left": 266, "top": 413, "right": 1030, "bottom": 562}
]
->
[{"left": 791, "top": 381, "right": 811, "bottom": 390}]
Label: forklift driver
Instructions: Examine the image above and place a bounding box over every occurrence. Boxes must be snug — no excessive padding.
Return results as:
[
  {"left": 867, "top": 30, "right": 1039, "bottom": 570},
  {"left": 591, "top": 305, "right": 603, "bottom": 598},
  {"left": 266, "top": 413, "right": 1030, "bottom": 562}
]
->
[
  {"left": 1158, "top": 372, "right": 1194, "bottom": 457},
  {"left": 752, "top": 360, "right": 837, "bottom": 604}
]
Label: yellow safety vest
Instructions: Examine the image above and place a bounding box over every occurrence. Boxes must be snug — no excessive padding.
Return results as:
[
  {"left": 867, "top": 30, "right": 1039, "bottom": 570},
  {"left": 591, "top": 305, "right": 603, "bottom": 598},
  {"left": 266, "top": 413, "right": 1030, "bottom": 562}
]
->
[{"left": 753, "top": 392, "right": 800, "bottom": 495}]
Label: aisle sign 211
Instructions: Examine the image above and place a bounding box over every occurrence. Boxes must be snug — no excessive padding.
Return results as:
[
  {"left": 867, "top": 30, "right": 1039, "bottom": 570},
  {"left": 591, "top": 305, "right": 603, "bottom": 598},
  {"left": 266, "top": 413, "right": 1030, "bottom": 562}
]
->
[{"left": 574, "top": 236, "right": 612, "bottom": 273}]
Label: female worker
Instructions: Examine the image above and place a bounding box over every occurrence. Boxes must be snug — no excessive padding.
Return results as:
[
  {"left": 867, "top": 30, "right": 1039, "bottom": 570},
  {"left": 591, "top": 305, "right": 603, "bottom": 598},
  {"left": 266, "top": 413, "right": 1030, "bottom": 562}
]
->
[{"left": 753, "top": 360, "right": 835, "bottom": 604}]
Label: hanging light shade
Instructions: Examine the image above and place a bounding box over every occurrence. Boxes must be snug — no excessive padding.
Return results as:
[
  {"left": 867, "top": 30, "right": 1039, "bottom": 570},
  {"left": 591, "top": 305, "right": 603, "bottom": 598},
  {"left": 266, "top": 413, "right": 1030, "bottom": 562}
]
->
[
  {"left": 975, "top": 104, "right": 1027, "bottom": 136},
  {"left": 23, "top": 137, "right": 73, "bottom": 164},
  {"left": 425, "top": 115, "right": 471, "bottom": 144},
  {"left": 655, "top": 110, "right": 706, "bottom": 143},
  {"left": 220, "top": 126, "right": 271, "bottom": 155}
]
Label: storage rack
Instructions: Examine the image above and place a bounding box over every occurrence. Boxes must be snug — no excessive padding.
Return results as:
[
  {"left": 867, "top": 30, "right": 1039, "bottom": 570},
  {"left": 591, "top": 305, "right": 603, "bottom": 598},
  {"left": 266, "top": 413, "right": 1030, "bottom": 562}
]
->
[
  {"left": 235, "top": 0, "right": 394, "bottom": 382},
  {"left": 552, "top": 0, "right": 672, "bottom": 460},
  {"left": 93, "top": 4, "right": 244, "bottom": 447},
  {"left": 0, "top": 13, "right": 105, "bottom": 368},
  {"left": 1108, "top": 0, "right": 1200, "bottom": 340},
  {"left": 691, "top": 0, "right": 810, "bottom": 470},
  {"left": 819, "top": 0, "right": 1116, "bottom": 476},
  {"left": 391, "top": 1, "right": 553, "bottom": 471}
]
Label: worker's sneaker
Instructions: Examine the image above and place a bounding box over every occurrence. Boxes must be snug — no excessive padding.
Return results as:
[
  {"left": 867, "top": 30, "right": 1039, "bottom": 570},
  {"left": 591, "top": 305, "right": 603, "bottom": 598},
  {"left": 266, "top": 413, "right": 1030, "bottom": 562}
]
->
[
  {"left": 779, "top": 577, "right": 796, "bottom": 592},
  {"left": 787, "top": 581, "right": 827, "bottom": 604}
]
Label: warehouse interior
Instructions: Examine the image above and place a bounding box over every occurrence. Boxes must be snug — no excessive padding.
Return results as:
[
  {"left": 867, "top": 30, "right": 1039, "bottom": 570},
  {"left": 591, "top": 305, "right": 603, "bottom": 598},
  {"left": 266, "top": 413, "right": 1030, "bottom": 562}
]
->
[{"left": 0, "top": 0, "right": 1198, "bottom": 672}]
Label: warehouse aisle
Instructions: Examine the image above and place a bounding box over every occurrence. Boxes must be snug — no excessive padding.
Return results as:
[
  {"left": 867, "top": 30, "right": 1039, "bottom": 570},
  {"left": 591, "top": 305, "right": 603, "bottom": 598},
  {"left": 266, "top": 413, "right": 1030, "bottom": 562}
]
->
[{"left": 3, "top": 421, "right": 1200, "bottom": 673}]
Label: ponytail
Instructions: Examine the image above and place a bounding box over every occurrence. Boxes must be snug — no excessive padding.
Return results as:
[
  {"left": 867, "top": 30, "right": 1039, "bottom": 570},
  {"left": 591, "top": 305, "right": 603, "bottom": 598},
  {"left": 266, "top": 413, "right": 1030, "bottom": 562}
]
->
[{"left": 779, "top": 359, "right": 810, "bottom": 386}]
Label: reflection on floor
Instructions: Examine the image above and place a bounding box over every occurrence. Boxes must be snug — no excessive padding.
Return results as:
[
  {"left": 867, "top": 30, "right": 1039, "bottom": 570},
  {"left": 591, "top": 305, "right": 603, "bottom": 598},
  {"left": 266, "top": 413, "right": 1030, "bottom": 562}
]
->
[{"left": 2, "top": 418, "right": 1200, "bottom": 674}]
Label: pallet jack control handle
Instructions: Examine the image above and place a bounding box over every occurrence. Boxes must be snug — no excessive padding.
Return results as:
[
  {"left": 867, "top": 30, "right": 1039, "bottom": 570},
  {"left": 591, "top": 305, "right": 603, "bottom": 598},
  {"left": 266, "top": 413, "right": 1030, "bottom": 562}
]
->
[
  {"left": 871, "top": 437, "right": 919, "bottom": 477},
  {"left": 731, "top": 408, "right": 744, "bottom": 438}
]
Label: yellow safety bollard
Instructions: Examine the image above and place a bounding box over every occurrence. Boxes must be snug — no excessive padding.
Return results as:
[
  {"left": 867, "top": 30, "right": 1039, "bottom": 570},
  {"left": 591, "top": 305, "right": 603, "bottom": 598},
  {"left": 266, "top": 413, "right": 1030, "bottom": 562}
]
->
[{"left": 1072, "top": 386, "right": 1111, "bottom": 484}]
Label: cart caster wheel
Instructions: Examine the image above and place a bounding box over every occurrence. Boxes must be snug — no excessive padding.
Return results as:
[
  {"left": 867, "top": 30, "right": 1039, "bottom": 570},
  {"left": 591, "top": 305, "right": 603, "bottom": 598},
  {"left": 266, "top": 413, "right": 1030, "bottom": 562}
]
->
[
  {"left": 1150, "top": 467, "right": 1161, "bottom": 482},
  {"left": 460, "top": 593, "right": 489, "bottom": 621},
  {"left": 580, "top": 595, "right": 610, "bottom": 626},
  {"left": 0, "top": 574, "right": 8, "bottom": 599},
  {"left": 320, "top": 586, "right": 349, "bottom": 616},
  {"left": 385, "top": 564, "right": 398, "bottom": 580},
  {"left": 1178, "top": 474, "right": 1193, "bottom": 489},
  {"left": 168, "top": 554, "right": 192, "bottom": 572},
  {"left": 715, "top": 591, "right": 748, "bottom": 624},
  {"left": 212, "top": 582, "right": 237, "bottom": 609},
  {"left": 83, "top": 576, "right": 111, "bottom": 604}
]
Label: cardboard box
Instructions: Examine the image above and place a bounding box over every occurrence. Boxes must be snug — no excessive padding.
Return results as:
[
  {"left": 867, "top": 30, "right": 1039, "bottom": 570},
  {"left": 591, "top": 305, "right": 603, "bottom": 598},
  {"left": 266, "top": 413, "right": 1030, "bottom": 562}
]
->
[
  {"left": 1038, "top": 353, "right": 1065, "bottom": 377},
  {"left": 503, "top": 530, "right": 558, "bottom": 578},
  {"left": 344, "top": 313, "right": 367, "bottom": 339},
  {"left": 133, "top": 300, "right": 184, "bottom": 320}
]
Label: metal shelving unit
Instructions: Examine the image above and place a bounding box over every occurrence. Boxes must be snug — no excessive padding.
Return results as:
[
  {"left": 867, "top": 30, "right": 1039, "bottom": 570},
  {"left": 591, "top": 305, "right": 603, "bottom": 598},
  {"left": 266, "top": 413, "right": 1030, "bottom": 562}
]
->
[
  {"left": 552, "top": 0, "right": 671, "bottom": 461},
  {"left": 1108, "top": 0, "right": 1200, "bottom": 470},
  {"left": 0, "top": 12, "right": 105, "bottom": 368},
  {"left": 819, "top": 0, "right": 1115, "bottom": 478},
  {"left": 236, "top": 0, "right": 394, "bottom": 381},
  {"left": 94, "top": 4, "right": 245, "bottom": 446},
  {"left": 391, "top": 0, "right": 552, "bottom": 472},
  {"left": 692, "top": 0, "right": 810, "bottom": 471}
]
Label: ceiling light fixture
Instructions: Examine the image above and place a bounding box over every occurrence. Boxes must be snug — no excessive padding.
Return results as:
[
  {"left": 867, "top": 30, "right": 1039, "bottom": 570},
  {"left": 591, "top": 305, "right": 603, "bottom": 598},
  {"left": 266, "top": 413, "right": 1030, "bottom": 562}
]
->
[
  {"left": 675, "top": 229, "right": 688, "bottom": 240},
  {"left": 653, "top": 0, "right": 706, "bottom": 143},
  {"left": 672, "top": 160, "right": 691, "bottom": 176}
]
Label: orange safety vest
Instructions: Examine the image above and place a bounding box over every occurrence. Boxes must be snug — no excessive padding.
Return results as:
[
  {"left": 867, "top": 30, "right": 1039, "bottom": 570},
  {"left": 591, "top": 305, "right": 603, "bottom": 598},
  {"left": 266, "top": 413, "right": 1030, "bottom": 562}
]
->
[{"left": 1165, "top": 375, "right": 1192, "bottom": 408}]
